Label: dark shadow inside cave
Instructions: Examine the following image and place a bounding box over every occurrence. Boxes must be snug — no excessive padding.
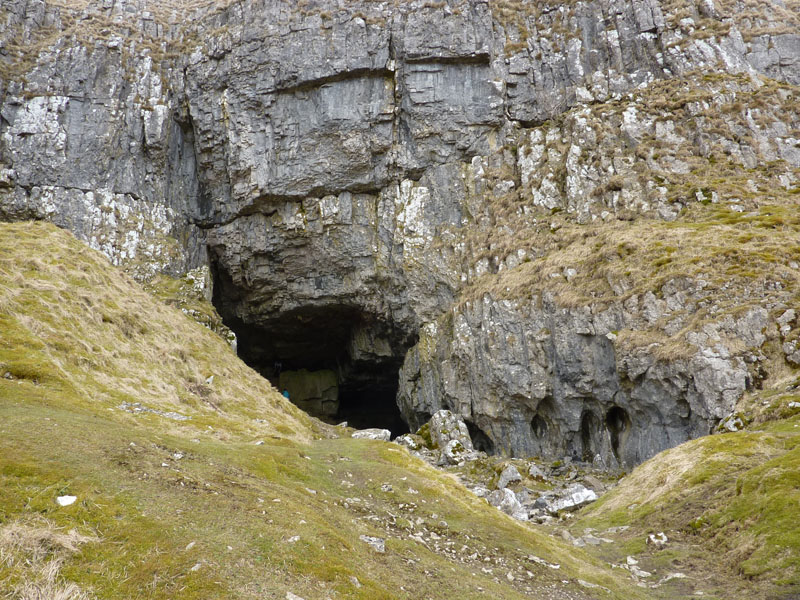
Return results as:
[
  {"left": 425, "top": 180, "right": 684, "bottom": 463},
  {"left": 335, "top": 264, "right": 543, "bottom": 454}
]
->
[
  {"left": 606, "top": 405, "right": 631, "bottom": 461},
  {"left": 530, "top": 413, "right": 549, "bottom": 438},
  {"left": 337, "top": 381, "right": 410, "bottom": 435},
  {"left": 580, "top": 411, "right": 600, "bottom": 462}
]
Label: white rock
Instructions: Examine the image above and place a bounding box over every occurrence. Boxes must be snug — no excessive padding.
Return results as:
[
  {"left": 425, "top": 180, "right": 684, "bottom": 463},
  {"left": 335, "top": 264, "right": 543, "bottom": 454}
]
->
[
  {"left": 528, "top": 464, "right": 547, "bottom": 480},
  {"left": 359, "top": 535, "right": 385, "bottom": 553},
  {"left": 544, "top": 484, "right": 598, "bottom": 514},
  {"left": 286, "top": 593, "right": 305, "bottom": 600},
  {"left": 56, "top": 495, "right": 77, "bottom": 507},
  {"left": 497, "top": 464, "right": 522, "bottom": 489},
  {"left": 488, "top": 488, "right": 528, "bottom": 521},
  {"left": 395, "top": 433, "right": 424, "bottom": 451},
  {"left": 427, "top": 410, "right": 473, "bottom": 453},
  {"left": 647, "top": 532, "right": 668, "bottom": 546},
  {"left": 441, "top": 438, "right": 472, "bottom": 465},
  {"left": 352, "top": 428, "right": 391, "bottom": 441}
]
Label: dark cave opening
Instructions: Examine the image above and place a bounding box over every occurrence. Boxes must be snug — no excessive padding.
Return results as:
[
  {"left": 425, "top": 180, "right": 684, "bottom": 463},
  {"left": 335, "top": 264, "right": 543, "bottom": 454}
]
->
[
  {"left": 337, "top": 382, "right": 410, "bottom": 435},
  {"left": 606, "top": 406, "right": 631, "bottom": 459},
  {"left": 210, "top": 261, "right": 414, "bottom": 437},
  {"left": 530, "top": 413, "right": 549, "bottom": 438},
  {"left": 580, "top": 411, "right": 600, "bottom": 462},
  {"left": 465, "top": 420, "right": 495, "bottom": 454}
]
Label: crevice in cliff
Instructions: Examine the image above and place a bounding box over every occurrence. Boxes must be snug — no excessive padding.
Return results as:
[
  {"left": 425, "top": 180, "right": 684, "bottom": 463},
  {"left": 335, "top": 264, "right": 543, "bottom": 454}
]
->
[
  {"left": 606, "top": 406, "right": 631, "bottom": 464},
  {"left": 266, "top": 67, "right": 394, "bottom": 96}
]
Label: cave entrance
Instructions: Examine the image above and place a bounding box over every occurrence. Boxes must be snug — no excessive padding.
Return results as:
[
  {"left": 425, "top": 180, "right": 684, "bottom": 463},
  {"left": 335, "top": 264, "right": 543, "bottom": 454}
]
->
[{"left": 210, "top": 264, "right": 414, "bottom": 437}]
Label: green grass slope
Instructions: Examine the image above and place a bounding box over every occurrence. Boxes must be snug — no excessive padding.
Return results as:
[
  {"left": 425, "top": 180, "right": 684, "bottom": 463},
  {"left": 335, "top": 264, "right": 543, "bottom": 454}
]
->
[{"left": 0, "top": 222, "right": 646, "bottom": 599}]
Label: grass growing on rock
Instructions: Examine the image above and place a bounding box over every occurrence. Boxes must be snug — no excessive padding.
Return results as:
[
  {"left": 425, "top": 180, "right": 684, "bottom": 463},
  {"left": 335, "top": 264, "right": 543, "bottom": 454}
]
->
[{"left": 0, "top": 222, "right": 646, "bottom": 599}]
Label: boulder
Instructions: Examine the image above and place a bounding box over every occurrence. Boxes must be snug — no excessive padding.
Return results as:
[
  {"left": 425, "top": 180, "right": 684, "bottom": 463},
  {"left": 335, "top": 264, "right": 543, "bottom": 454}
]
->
[
  {"left": 428, "top": 410, "right": 474, "bottom": 453},
  {"left": 487, "top": 488, "right": 528, "bottom": 521},
  {"left": 497, "top": 464, "right": 522, "bottom": 489},
  {"left": 440, "top": 438, "right": 473, "bottom": 465},
  {"left": 536, "top": 484, "right": 598, "bottom": 515},
  {"left": 352, "top": 428, "right": 391, "bottom": 441},
  {"left": 395, "top": 433, "right": 426, "bottom": 451}
]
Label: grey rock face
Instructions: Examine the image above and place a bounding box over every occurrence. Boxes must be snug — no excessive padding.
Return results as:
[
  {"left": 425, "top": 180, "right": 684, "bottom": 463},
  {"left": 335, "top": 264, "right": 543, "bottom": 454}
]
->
[
  {"left": 398, "top": 292, "right": 768, "bottom": 467},
  {"left": 3, "top": 0, "right": 799, "bottom": 467},
  {"left": 0, "top": 2, "right": 205, "bottom": 278}
]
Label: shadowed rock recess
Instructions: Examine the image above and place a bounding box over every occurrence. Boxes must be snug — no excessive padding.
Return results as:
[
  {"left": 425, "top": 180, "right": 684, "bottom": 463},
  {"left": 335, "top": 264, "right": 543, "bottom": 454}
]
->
[{"left": 2, "top": 0, "right": 800, "bottom": 463}]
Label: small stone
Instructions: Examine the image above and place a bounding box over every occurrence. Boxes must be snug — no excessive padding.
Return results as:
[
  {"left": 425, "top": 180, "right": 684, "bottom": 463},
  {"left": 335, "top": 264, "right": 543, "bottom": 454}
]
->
[
  {"left": 56, "top": 495, "right": 77, "bottom": 507},
  {"left": 527, "top": 464, "right": 547, "bottom": 480},
  {"left": 286, "top": 593, "right": 305, "bottom": 600},
  {"left": 288, "top": 536, "right": 300, "bottom": 543},
  {"left": 255, "top": 440, "right": 264, "bottom": 445},
  {"left": 647, "top": 532, "right": 668, "bottom": 547},
  {"left": 205, "top": 375, "right": 214, "bottom": 385},
  {"left": 719, "top": 413, "right": 744, "bottom": 432},
  {"left": 190, "top": 563, "right": 202, "bottom": 572},
  {"left": 359, "top": 535, "right": 385, "bottom": 553},
  {"left": 349, "top": 576, "right": 362, "bottom": 588},
  {"left": 381, "top": 483, "right": 393, "bottom": 492},
  {"left": 185, "top": 541, "right": 196, "bottom": 551},
  {"left": 395, "top": 433, "right": 425, "bottom": 451}
]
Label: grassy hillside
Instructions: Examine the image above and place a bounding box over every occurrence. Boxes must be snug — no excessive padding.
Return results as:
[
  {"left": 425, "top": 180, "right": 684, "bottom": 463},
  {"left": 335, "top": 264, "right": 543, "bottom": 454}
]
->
[{"left": 0, "top": 222, "right": 648, "bottom": 599}]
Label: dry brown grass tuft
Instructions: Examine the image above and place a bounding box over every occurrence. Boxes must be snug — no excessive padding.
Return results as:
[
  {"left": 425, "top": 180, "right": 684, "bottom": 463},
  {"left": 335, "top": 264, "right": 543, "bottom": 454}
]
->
[{"left": 1, "top": 519, "right": 98, "bottom": 600}]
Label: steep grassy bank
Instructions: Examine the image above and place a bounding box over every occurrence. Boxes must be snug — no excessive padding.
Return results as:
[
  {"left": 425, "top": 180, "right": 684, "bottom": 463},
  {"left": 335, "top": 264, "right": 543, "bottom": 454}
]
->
[{"left": 0, "top": 222, "right": 646, "bottom": 599}]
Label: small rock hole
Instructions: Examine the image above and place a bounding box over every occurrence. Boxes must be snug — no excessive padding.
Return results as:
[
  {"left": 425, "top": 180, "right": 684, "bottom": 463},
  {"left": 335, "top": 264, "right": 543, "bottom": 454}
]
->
[
  {"left": 530, "top": 414, "right": 548, "bottom": 438},
  {"left": 580, "top": 411, "right": 599, "bottom": 462},
  {"left": 465, "top": 420, "right": 495, "bottom": 454},
  {"left": 606, "top": 406, "right": 631, "bottom": 461}
]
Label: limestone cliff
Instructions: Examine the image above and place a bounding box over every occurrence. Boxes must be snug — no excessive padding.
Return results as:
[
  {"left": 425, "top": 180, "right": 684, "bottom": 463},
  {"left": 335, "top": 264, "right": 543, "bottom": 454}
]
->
[{"left": 2, "top": 0, "right": 799, "bottom": 467}]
